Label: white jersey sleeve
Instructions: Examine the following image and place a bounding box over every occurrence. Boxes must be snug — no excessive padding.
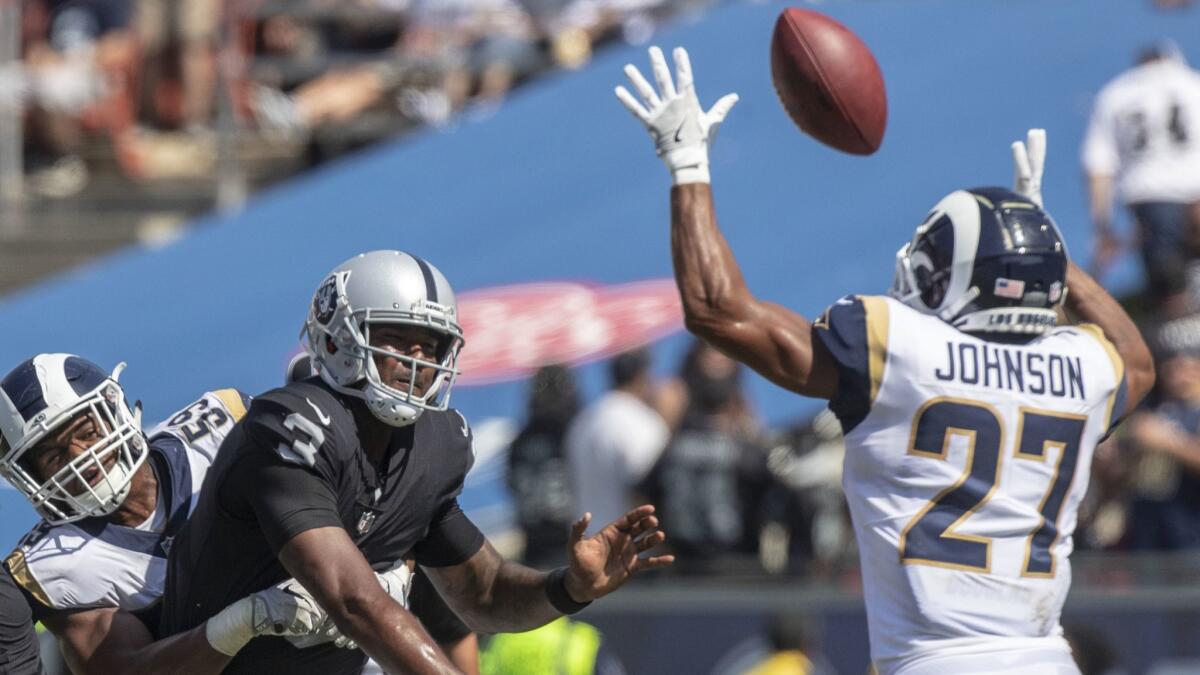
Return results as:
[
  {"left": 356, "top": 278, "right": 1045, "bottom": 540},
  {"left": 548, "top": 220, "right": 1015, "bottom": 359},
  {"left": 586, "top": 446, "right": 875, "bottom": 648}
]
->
[
  {"left": 814, "top": 296, "right": 1126, "bottom": 672},
  {"left": 5, "top": 389, "right": 251, "bottom": 613}
]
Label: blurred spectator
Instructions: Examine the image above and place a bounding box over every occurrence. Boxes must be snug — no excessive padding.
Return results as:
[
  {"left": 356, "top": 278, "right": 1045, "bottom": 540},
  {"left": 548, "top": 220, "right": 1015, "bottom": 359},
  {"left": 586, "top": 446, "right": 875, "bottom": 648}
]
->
[
  {"left": 566, "top": 347, "right": 669, "bottom": 531},
  {"left": 20, "top": 0, "right": 142, "bottom": 195},
  {"left": 642, "top": 339, "right": 769, "bottom": 572},
  {"left": 742, "top": 614, "right": 835, "bottom": 675},
  {"left": 136, "top": 0, "right": 219, "bottom": 131},
  {"left": 1123, "top": 323, "right": 1200, "bottom": 550},
  {"left": 479, "top": 616, "right": 626, "bottom": 675},
  {"left": 758, "top": 410, "right": 853, "bottom": 576},
  {"left": 1082, "top": 40, "right": 1200, "bottom": 315},
  {"left": 506, "top": 364, "right": 581, "bottom": 568}
]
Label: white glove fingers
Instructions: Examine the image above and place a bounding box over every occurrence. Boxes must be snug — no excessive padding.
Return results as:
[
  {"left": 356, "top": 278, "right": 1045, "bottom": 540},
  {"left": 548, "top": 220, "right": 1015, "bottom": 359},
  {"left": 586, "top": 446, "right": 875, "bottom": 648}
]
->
[
  {"left": 649, "top": 46, "right": 676, "bottom": 99},
  {"left": 623, "top": 63, "right": 660, "bottom": 109},
  {"left": 707, "top": 93, "right": 739, "bottom": 124},
  {"left": 672, "top": 47, "right": 693, "bottom": 94},
  {"left": 1012, "top": 140, "right": 1031, "bottom": 184},
  {"left": 615, "top": 86, "right": 651, "bottom": 122},
  {"left": 1027, "top": 128, "right": 1046, "bottom": 176}
]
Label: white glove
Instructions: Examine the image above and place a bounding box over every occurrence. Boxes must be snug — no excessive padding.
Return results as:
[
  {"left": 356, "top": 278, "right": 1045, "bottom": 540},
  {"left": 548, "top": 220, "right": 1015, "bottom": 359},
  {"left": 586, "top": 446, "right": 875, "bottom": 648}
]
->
[
  {"left": 615, "top": 46, "right": 739, "bottom": 185},
  {"left": 1012, "top": 128, "right": 1046, "bottom": 207},
  {"left": 286, "top": 563, "right": 415, "bottom": 650},
  {"left": 205, "top": 578, "right": 324, "bottom": 656}
]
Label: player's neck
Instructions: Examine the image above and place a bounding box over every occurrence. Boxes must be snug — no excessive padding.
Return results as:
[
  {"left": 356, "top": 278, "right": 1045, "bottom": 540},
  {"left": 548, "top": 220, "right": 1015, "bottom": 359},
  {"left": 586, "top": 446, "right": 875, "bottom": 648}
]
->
[
  {"left": 109, "top": 462, "right": 159, "bottom": 528},
  {"left": 351, "top": 402, "right": 394, "bottom": 463}
]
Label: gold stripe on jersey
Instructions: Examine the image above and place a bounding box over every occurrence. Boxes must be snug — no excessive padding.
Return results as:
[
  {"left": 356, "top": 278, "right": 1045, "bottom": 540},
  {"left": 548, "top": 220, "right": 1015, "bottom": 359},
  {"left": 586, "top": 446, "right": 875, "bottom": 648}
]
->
[
  {"left": 213, "top": 389, "right": 248, "bottom": 422},
  {"left": 1075, "top": 323, "right": 1125, "bottom": 428},
  {"left": 5, "top": 549, "right": 51, "bottom": 609},
  {"left": 861, "top": 296, "right": 890, "bottom": 405}
]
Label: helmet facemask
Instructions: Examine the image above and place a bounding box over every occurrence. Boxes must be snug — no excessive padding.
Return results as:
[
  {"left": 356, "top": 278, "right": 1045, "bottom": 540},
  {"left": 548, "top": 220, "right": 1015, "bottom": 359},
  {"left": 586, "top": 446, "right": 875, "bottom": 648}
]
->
[
  {"left": 0, "top": 367, "right": 147, "bottom": 525},
  {"left": 303, "top": 267, "right": 465, "bottom": 427}
]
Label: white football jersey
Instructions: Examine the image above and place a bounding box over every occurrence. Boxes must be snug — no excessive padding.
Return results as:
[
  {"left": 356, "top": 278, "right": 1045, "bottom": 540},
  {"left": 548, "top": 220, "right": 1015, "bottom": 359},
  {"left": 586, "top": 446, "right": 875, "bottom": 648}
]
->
[
  {"left": 814, "top": 296, "right": 1127, "bottom": 674},
  {"left": 5, "top": 389, "right": 250, "bottom": 613},
  {"left": 1081, "top": 57, "right": 1200, "bottom": 204}
]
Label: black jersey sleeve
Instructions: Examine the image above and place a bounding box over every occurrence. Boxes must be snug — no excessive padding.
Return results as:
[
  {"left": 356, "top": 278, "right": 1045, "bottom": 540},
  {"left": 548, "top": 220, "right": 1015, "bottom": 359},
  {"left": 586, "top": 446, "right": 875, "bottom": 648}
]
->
[
  {"left": 413, "top": 498, "right": 485, "bottom": 567},
  {"left": 0, "top": 564, "right": 42, "bottom": 675},
  {"left": 219, "top": 385, "right": 352, "bottom": 553}
]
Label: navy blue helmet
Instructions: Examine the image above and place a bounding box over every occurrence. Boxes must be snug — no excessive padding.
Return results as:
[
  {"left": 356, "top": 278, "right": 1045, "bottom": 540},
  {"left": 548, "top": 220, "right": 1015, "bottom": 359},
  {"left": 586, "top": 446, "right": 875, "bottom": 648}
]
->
[{"left": 890, "top": 187, "right": 1068, "bottom": 335}]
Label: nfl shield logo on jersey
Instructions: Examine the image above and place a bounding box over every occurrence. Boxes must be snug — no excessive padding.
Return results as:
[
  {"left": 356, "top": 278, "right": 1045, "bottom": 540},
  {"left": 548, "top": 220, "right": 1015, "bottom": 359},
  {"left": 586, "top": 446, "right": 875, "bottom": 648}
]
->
[{"left": 356, "top": 510, "right": 377, "bottom": 535}]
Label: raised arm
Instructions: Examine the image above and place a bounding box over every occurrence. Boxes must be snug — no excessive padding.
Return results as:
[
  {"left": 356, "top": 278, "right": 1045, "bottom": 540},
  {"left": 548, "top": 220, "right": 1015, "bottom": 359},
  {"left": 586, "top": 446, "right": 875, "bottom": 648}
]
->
[
  {"left": 615, "top": 45, "right": 838, "bottom": 398},
  {"left": 1063, "top": 260, "right": 1155, "bottom": 406}
]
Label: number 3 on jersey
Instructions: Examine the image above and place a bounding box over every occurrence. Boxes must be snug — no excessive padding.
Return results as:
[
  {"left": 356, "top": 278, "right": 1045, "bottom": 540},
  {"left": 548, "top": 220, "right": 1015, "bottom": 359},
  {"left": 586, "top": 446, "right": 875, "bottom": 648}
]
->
[{"left": 898, "top": 398, "right": 1086, "bottom": 577}]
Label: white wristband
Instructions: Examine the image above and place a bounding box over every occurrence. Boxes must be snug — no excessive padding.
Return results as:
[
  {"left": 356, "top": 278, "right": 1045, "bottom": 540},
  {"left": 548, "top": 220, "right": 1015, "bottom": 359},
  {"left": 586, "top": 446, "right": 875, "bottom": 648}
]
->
[
  {"left": 672, "top": 164, "right": 711, "bottom": 185},
  {"left": 205, "top": 596, "right": 255, "bottom": 656}
]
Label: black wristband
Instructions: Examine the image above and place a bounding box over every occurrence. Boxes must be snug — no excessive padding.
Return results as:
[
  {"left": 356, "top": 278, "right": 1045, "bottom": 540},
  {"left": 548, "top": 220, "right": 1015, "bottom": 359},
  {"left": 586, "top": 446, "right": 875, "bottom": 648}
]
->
[{"left": 546, "top": 567, "right": 592, "bottom": 615}]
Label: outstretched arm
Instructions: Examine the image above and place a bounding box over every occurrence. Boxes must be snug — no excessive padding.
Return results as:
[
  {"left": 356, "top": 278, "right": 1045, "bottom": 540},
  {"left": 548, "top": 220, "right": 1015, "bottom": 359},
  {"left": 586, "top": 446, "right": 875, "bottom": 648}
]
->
[
  {"left": 671, "top": 183, "right": 838, "bottom": 397},
  {"left": 425, "top": 506, "right": 671, "bottom": 634},
  {"left": 44, "top": 577, "right": 321, "bottom": 675},
  {"left": 616, "top": 46, "right": 838, "bottom": 399}
]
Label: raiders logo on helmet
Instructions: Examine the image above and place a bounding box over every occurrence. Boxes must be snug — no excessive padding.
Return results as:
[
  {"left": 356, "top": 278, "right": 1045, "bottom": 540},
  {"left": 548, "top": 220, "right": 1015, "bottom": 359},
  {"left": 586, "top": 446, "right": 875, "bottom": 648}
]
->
[{"left": 313, "top": 274, "right": 341, "bottom": 325}]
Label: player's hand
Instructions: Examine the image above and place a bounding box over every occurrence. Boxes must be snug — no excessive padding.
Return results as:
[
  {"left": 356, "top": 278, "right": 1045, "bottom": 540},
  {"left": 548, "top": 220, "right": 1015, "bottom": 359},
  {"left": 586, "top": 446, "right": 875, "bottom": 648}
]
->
[
  {"left": 206, "top": 578, "right": 324, "bottom": 656},
  {"left": 1012, "top": 128, "right": 1046, "bottom": 207},
  {"left": 615, "top": 46, "right": 738, "bottom": 185},
  {"left": 287, "top": 563, "right": 415, "bottom": 650},
  {"left": 563, "top": 505, "right": 674, "bottom": 603},
  {"left": 1091, "top": 227, "right": 1124, "bottom": 278}
]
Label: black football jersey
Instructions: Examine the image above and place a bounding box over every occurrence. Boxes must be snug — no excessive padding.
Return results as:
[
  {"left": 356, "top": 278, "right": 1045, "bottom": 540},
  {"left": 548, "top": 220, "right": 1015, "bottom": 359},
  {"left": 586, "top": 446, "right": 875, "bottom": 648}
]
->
[{"left": 159, "top": 377, "right": 483, "bottom": 674}]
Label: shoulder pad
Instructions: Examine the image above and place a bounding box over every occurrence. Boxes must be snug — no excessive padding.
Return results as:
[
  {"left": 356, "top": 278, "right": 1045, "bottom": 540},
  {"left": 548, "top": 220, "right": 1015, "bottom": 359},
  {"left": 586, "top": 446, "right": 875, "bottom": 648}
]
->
[
  {"left": 246, "top": 382, "right": 353, "bottom": 469},
  {"left": 151, "top": 389, "right": 254, "bottom": 461}
]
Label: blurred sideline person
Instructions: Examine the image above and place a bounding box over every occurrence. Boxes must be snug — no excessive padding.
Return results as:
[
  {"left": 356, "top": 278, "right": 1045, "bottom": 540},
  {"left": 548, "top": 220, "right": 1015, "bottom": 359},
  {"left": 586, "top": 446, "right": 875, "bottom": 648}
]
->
[
  {"left": 478, "top": 616, "right": 626, "bottom": 675},
  {"left": 1082, "top": 40, "right": 1200, "bottom": 313},
  {"left": 617, "top": 47, "right": 1154, "bottom": 675},
  {"left": 642, "top": 339, "right": 770, "bottom": 572},
  {"left": 287, "top": 353, "right": 481, "bottom": 675},
  {"left": 160, "top": 251, "right": 673, "bottom": 674},
  {"left": 1122, "top": 331, "right": 1200, "bottom": 550},
  {"left": 0, "top": 354, "right": 370, "bottom": 674},
  {"left": 507, "top": 365, "right": 581, "bottom": 569},
  {"left": 566, "top": 349, "right": 669, "bottom": 530}
]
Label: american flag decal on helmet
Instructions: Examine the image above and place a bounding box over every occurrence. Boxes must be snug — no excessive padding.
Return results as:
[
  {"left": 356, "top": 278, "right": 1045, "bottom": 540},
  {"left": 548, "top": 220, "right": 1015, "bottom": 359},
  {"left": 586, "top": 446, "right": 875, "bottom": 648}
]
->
[{"left": 994, "top": 278, "right": 1025, "bottom": 300}]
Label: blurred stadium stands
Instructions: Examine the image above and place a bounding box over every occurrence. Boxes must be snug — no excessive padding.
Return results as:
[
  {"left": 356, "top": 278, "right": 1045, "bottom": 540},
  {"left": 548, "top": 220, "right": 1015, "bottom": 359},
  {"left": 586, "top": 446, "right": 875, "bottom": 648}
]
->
[{"left": 4, "top": 0, "right": 1200, "bottom": 673}]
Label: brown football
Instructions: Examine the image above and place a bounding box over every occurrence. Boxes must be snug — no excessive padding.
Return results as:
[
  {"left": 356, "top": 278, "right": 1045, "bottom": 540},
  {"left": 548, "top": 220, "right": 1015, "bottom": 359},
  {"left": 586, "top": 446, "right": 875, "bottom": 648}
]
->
[{"left": 770, "top": 8, "right": 887, "bottom": 155}]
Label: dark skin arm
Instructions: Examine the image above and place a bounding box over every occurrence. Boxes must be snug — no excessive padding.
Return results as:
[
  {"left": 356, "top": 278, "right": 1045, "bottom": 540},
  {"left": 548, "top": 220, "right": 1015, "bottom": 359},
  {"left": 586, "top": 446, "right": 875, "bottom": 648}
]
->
[
  {"left": 443, "top": 633, "right": 479, "bottom": 675},
  {"left": 671, "top": 182, "right": 839, "bottom": 399},
  {"left": 277, "top": 527, "right": 460, "bottom": 675},
  {"left": 424, "top": 506, "right": 671, "bottom": 634},
  {"left": 43, "top": 607, "right": 231, "bottom": 675},
  {"left": 1063, "top": 261, "right": 1156, "bottom": 406}
]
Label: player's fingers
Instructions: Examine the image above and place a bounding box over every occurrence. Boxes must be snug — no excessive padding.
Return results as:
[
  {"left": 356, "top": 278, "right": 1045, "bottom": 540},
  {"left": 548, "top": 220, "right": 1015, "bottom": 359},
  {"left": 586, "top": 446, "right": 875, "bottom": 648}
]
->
[
  {"left": 708, "top": 93, "right": 739, "bottom": 124},
  {"left": 649, "top": 45, "right": 676, "bottom": 99},
  {"left": 673, "top": 47, "right": 693, "bottom": 94},
  {"left": 1027, "top": 128, "right": 1046, "bottom": 175},
  {"left": 635, "top": 554, "right": 675, "bottom": 571},
  {"left": 629, "top": 514, "right": 659, "bottom": 537},
  {"left": 570, "top": 512, "right": 591, "bottom": 544},
  {"left": 635, "top": 530, "right": 666, "bottom": 553},
  {"left": 617, "top": 504, "right": 656, "bottom": 532},
  {"left": 1011, "top": 141, "right": 1031, "bottom": 182},
  {"left": 615, "top": 86, "right": 651, "bottom": 121},
  {"left": 624, "top": 63, "right": 660, "bottom": 108}
]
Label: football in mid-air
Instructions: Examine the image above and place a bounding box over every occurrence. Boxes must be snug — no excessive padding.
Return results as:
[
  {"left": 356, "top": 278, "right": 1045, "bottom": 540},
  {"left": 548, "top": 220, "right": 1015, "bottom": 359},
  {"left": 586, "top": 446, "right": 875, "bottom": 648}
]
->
[{"left": 770, "top": 8, "right": 887, "bottom": 155}]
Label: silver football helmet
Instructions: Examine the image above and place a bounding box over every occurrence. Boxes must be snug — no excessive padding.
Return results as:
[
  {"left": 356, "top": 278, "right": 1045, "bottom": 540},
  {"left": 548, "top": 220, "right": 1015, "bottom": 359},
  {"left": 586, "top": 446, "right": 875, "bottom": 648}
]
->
[
  {"left": 0, "top": 354, "right": 147, "bottom": 525},
  {"left": 302, "top": 250, "right": 465, "bottom": 427}
]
